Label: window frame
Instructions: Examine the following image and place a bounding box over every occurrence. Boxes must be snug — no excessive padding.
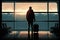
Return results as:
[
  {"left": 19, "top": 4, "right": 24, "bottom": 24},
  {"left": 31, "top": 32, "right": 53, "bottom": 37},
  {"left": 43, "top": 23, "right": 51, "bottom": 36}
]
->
[{"left": 2, "top": 2, "right": 59, "bottom": 31}]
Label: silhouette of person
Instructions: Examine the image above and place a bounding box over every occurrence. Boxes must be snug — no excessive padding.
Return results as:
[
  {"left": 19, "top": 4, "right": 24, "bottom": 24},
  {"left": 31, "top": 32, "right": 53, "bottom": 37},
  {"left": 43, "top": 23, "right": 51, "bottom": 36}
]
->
[{"left": 26, "top": 6, "right": 35, "bottom": 40}]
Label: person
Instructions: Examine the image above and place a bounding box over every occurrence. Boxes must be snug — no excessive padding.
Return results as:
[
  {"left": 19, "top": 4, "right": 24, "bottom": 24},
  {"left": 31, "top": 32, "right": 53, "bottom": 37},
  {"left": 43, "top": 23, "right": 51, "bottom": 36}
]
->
[{"left": 26, "top": 6, "right": 35, "bottom": 40}]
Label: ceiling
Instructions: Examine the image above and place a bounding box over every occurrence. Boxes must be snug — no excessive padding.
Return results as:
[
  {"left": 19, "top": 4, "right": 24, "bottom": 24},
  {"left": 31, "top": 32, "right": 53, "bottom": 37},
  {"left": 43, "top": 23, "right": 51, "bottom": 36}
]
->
[{"left": 2, "top": 0, "right": 58, "bottom": 2}]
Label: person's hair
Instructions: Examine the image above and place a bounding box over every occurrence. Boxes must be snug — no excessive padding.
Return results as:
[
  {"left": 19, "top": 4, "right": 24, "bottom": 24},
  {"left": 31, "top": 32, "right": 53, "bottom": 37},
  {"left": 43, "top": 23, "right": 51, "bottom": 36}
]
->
[{"left": 29, "top": 6, "right": 32, "bottom": 9}]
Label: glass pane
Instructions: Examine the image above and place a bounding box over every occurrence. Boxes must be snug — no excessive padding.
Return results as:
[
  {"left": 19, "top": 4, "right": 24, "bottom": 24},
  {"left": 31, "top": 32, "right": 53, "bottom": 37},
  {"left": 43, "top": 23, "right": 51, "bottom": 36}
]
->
[
  {"left": 2, "top": 2, "right": 14, "bottom": 12},
  {"left": 15, "top": 22, "right": 28, "bottom": 30},
  {"left": 15, "top": 13, "right": 48, "bottom": 21},
  {"left": 49, "top": 13, "right": 59, "bottom": 21},
  {"left": 35, "top": 13, "right": 47, "bottom": 21},
  {"left": 2, "top": 13, "right": 15, "bottom": 21},
  {"left": 15, "top": 22, "right": 48, "bottom": 31},
  {"left": 15, "top": 13, "right": 26, "bottom": 21},
  {"left": 15, "top": 2, "right": 47, "bottom": 13},
  {"left": 34, "top": 22, "right": 48, "bottom": 31},
  {"left": 2, "top": 22, "right": 15, "bottom": 30},
  {"left": 49, "top": 2, "right": 58, "bottom": 12}
]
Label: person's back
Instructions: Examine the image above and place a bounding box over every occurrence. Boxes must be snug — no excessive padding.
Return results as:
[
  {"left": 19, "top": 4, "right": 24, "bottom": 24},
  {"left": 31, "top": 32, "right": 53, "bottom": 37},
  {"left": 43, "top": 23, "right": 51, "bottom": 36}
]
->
[{"left": 26, "top": 7, "right": 35, "bottom": 22}]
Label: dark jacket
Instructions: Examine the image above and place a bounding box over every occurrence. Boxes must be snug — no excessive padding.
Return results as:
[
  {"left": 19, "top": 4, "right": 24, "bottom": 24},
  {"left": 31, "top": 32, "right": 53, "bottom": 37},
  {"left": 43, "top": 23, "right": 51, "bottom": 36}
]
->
[{"left": 26, "top": 9, "right": 35, "bottom": 22}]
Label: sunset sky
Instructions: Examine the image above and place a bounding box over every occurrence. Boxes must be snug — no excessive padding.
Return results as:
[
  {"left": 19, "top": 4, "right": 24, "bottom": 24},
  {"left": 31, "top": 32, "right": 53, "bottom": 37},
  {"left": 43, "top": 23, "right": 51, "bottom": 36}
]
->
[{"left": 2, "top": 2, "right": 57, "bottom": 15}]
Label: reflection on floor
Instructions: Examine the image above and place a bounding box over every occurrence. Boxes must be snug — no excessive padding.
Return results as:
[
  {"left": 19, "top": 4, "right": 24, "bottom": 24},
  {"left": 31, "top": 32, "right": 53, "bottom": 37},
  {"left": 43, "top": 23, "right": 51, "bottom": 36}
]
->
[{"left": 4, "top": 31, "right": 57, "bottom": 40}]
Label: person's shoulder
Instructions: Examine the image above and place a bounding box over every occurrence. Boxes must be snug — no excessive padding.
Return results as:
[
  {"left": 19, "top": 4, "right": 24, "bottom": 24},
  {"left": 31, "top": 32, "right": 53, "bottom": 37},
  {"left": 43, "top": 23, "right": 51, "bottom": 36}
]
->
[{"left": 31, "top": 9, "right": 33, "bottom": 11}]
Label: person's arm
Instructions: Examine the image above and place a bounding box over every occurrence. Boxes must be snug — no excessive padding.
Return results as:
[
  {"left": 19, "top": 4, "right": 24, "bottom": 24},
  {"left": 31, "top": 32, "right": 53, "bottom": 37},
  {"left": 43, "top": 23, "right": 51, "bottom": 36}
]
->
[
  {"left": 32, "top": 10, "right": 35, "bottom": 22},
  {"left": 33, "top": 12, "right": 35, "bottom": 22}
]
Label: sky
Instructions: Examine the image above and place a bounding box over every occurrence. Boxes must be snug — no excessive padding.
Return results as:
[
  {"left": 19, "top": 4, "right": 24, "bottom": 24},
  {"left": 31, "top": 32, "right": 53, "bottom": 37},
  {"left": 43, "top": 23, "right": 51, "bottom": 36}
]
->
[{"left": 2, "top": 2, "right": 58, "bottom": 15}]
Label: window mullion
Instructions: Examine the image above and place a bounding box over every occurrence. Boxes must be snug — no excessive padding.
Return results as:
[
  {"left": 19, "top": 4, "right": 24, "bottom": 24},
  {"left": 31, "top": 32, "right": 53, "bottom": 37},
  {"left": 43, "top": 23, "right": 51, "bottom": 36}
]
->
[
  {"left": 13, "top": 1, "right": 16, "bottom": 38},
  {"left": 47, "top": 1, "right": 49, "bottom": 39}
]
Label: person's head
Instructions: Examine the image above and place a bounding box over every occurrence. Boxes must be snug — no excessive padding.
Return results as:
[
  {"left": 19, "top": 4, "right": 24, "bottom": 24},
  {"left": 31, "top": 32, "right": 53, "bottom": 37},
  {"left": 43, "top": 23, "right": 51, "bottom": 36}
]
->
[{"left": 29, "top": 6, "right": 32, "bottom": 10}]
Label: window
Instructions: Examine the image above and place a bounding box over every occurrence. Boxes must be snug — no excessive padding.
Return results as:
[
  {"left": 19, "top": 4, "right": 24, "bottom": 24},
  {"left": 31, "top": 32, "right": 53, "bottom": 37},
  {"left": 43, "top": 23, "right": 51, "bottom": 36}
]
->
[{"left": 2, "top": 2, "right": 59, "bottom": 31}]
